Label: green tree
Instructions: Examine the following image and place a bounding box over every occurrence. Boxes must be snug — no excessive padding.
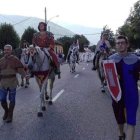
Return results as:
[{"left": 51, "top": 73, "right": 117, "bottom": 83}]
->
[
  {"left": 21, "top": 26, "right": 37, "bottom": 45},
  {"left": 118, "top": 0, "right": 140, "bottom": 49},
  {"left": 57, "top": 36, "right": 73, "bottom": 59},
  {"left": 0, "top": 23, "right": 20, "bottom": 50},
  {"left": 72, "top": 34, "right": 90, "bottom": 52},
  {"left": 102, "top": 25, "right": 115, "bottom": 48},
  {"left": 57, "top": 34, "right": 90, "bottom": 58}
]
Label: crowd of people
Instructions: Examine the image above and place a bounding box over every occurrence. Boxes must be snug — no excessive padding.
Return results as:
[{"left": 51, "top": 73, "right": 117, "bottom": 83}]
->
[{"left": 0, "top": 21, "right": 140, "bottom": 140}]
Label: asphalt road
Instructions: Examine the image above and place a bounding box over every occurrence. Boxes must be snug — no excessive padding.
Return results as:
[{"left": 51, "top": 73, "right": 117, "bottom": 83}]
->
[{"left": 0, "top": 62, "right": 139, "bottom": 140}]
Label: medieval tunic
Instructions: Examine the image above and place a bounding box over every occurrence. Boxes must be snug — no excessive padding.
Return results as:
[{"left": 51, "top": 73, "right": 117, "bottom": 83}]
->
[
  {"left": 32, "top": 32, "right": 54, "bottom": 48},
  {"left": 0, "top": 55, "right": 25, "bottom": 89},
  {"left": 32, "top": 32, "right": 59, "bottom": 68},
  {"left": 109, "top": 53, "right": 140, "bottom": 125}
]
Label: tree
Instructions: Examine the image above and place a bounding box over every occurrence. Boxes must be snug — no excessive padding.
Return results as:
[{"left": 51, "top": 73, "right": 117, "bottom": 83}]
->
[
  {"left": 21, "top": 26, "right": 37, "bottom": 45},
  {"left": 0, "top": 23, "right": 20, "bottom": 50},
  {"left": 57, "top": 34, "right": 90, "bottom": 58},
  {"left": 118, "top": 0, "right": 140, "bottom": 49},
  {"left": 57, "top": 36, "right": 73, "bottom": 59},
  {"left": 72, "top": 34, "right": 90, "bottom": 52},
  {"left": 102, "top": 25, "right": 115, "bottom": 48}
]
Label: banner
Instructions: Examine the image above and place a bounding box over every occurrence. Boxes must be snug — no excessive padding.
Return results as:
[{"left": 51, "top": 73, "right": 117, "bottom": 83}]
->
[{"left": 103, "top": 60, "right": 121, "bottom": 102}]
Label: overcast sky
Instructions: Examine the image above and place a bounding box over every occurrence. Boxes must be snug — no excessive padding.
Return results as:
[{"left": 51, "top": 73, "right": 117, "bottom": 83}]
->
[{"left": 0, "top": 0, "right": 138, "bottom": 32}]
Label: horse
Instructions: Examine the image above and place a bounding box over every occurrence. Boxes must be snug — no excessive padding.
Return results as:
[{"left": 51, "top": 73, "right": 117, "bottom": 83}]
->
[
  {"left": 44, "top": 69, "right": 55, "bottom": 105},
  {"left": 68, "top": 47, "right": 78, "bottom": 73},
  {"left": 20, "top": 48, "right": 30, "bottom": 88},
  {"left": 95, "top": 50, "right": 109, "bottom": 92},
  {"left": 14, "top": 47, "right": 30, "bottom": 88},
  {"left": 28, "top": 45, "right": 54, "bottom": 117},
  {"left": 44, "top": 55, "right": 61, "bottom": 105}
]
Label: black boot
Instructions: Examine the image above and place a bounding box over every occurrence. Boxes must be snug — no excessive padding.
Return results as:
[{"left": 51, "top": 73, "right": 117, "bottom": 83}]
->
[
  {"left": 119, "top": 133, "right": 126, "bottom": 140},
  {"left": 1, "top": 102, "right": 9, "bottom": 120},
  {"left": 6, "top": 103, "right": 15, "bottom": 123}
]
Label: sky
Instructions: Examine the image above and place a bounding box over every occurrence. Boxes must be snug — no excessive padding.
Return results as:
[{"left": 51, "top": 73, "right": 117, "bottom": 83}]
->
[{"left": 0, "top": 0, "right": 138, "bottom": 33}]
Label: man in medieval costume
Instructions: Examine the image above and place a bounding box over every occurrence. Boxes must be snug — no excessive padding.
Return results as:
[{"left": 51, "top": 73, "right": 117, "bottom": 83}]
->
[
  {"left": 108, "top": 35, "right": 140, "bottom": 140},
  {"left": 0, "top": 44, "right": 25, "bottom": 123}
]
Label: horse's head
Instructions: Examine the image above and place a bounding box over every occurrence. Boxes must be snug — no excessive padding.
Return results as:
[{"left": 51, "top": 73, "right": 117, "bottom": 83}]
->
[
  {"left": 28, "top": 45, "right": 50, "bottom": 71},
  {"left": 28, "top": 45, "right": 37, "bottom": 56}
]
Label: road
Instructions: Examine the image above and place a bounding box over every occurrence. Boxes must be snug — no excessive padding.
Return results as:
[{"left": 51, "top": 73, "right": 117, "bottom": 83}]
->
[{"left": 0, "top": 62, "right": 140, "bottom": 140}]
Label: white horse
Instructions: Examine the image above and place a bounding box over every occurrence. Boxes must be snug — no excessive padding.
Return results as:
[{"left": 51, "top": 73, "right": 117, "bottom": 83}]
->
[
  {"left": 20, "top": 48, "right": 30, "bottom": 88},
  {"left": 68, "top": 47, "right": 78, "bottom": 73},
  {"left": 28, "top": 46, "right": 53, "bottom": 117}
]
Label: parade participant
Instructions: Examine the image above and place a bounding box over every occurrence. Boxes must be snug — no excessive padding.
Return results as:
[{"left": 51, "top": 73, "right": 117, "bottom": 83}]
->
[
  {"left": 109, "top": 35, "right": 140, "bottom": 140},
  {"left": 92, "top": 32, "right": 111, "bottom": 70},
  {"left": 14, "top": 40, "right": 29, "bottom": 60},
  {"left": 0, "top": 44, "right": 25, "bottom": 123},
  {"left": 32, "top": 22, "right": 60, "bottom": 74},
  {"left": 67, "top": 40, "right": 79, "bottom": 63}
]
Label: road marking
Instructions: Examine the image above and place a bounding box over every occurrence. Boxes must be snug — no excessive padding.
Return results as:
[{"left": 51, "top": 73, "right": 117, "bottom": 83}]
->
[
  {"left": 74, "top": 74, "right": 79, "bottom": 78},
  {"left": 82, "top": 67, "right": 85, "bottom": 70},
  {"left": 52, "top": 89, "right": 64, "bottom": 102},
  {"left": 138, "top": 86, "right": 140, "bottom": 91}
]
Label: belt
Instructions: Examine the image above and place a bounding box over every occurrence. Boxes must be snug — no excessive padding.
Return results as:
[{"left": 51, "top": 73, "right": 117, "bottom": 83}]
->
[{"left": 0, "top": 74, "right": 16, "bottom": 79}]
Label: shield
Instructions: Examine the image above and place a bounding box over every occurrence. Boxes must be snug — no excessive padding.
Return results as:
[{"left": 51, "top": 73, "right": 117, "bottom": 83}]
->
[{"left": 103, "top": 60, "right": 121, "bottom": 102}]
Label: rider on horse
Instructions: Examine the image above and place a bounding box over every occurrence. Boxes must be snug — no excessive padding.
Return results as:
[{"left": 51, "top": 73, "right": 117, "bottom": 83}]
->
[
  {"left": 67, "top": 40, "right": 79, "bottom": 63},
  {"left": 32, "top": 22, "right": 60, "bottom": 75},
  {"left": 92, "top": 32, "right": 111, "bottom": 70}
]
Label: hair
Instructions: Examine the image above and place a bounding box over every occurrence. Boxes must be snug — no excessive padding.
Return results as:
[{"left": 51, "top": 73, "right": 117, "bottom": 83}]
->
[
  {"left": 38, "top": 22, "right": 47, "bottom": 31},
  {"left": 4, "top": 44, "right": 13, "bottom": 50},
  {"left": 116, "top": 35, "right": 128, "bottom": 44}
]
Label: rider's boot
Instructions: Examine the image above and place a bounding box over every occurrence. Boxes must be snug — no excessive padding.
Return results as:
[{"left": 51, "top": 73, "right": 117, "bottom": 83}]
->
[
  {"left": 1, "top": 102, "right": 9, "bottom": 120},
  {"left": 6, "top": 102, "right": 15, "bottom": 123}
]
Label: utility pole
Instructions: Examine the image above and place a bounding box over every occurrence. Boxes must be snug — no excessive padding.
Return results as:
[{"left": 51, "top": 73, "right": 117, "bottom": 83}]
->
[{"left": 45, "top": 7, "right": 47, "bottom": 24}]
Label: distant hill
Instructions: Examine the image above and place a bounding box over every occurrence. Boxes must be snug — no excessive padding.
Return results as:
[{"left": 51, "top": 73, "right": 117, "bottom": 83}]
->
[
  {"left": 0, "top": 14, "right": 75, "bottom": 40},
  {"left": 0, "top": 14, "right": 102, "bottom": 45}
]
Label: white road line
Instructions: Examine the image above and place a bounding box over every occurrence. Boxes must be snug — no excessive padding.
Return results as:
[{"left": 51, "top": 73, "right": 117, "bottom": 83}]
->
[
  {"left": 82, "top": 67, "right": 85, "bottom": 70},
  {"left": 74, "top": 74, "right": 79, "bottom": 78},
  {"left": 87, "top": 63, "right": 88, "bottom": 66},
  {"left": 138, "top": 86, "right": 140, "bottom": 91},
  {"left": 52, "top": 89, "right": 64, "bottom": 102}
]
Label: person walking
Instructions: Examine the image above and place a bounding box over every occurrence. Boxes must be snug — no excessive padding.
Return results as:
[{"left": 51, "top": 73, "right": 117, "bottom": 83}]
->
[
  {"left": 108, "top": 35, "right": 140, "bottom": 140},
  {"left": 0, "top": 44, "right": 25, "bottom": 123}
]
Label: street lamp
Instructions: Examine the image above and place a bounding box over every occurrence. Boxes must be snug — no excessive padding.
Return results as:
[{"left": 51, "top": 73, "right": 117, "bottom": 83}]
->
[
  {"left": 47, "top": 15, "right": 59, "bottom": 25},
  {"left": 47, "top": 15, "right": 59, "bottom": 32}
]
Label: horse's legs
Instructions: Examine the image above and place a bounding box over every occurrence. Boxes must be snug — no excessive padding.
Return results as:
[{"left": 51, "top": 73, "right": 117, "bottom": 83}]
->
[
  {"left": 73, "top": 62, "right": 76, "bottom": 72},
  {"left": 69, "top": 63, "right": 72, "bottom": 72},
  {"left": 35, "top": 77, "right": 48, "bottom": 117},
  {"left": 47, "top": 78, "right": 54, "bottom": 105},
  {"left": 97, "top": 66, "right": 105, "bottom": 93},
  {"left": 44, "top": 86, "right": 49, "bottom": 100},
  {"left": 20, "top": 76, "right": 24, "bottom": 87},
  {"left": 25, "top": 73, "right": 30, "bottom": 88}
]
